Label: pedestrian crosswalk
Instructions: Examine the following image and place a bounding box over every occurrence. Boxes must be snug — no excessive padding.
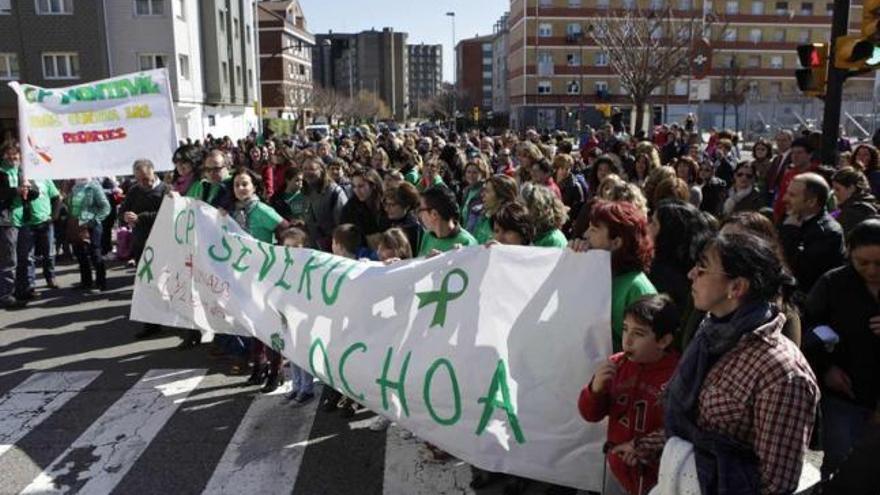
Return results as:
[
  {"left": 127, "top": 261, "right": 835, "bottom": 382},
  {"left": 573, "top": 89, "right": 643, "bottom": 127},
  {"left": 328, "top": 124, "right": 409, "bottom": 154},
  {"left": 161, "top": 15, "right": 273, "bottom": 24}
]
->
[{"left": 0, "top": 369, "right": 533, "bottom": 495}]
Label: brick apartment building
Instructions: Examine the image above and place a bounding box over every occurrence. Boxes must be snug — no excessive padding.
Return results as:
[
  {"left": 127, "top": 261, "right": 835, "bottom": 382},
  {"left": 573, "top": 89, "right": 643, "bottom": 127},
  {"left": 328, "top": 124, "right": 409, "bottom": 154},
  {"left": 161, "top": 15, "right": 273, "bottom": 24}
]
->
[
  {"left": 456, "top": 34, "right": 495, "bottom": 120},
  {"left": 506, "top": 0, "right": 874, "bottom": 131},
  {"left": 258, "top": 0, "right": 315, "bottom": 123}
]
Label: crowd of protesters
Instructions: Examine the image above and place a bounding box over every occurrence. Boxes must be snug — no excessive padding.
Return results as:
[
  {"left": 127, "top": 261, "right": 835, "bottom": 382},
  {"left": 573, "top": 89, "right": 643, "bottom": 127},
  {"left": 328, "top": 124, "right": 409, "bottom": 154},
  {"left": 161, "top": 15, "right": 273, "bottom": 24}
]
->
[{"left": 2, "top": 116, "right": 879, "bottom": 495}]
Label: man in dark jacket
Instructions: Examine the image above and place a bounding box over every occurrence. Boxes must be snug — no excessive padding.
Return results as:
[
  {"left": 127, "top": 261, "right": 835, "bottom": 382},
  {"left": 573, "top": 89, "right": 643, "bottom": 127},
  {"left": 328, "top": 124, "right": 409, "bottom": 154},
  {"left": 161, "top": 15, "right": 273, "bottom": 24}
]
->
[
  {"left": 118, "top": 159, "right": 167, "bottom": 339},
  {"left": 118, "top": 159, "right": 167, "bottom": 265},
  {"left": 779, "top": 172, "right": 846, "bottom": 296},
  {"left": 0, "top": 142, "right": 24, "bottom": 308}
]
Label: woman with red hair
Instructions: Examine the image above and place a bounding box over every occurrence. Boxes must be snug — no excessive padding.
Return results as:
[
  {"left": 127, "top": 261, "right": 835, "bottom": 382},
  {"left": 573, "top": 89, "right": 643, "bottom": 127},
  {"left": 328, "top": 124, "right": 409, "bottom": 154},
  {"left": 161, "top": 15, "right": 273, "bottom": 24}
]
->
[{"left": 571, "top": 200, "right": 657, "bottom": 351}]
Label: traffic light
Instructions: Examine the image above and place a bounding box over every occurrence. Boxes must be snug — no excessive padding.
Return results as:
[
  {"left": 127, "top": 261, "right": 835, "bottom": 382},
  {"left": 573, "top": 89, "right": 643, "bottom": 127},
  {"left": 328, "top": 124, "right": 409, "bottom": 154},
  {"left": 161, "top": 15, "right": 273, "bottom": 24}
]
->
[
  {"left": 834, "top": 0, "right": 880, "bottom": 70},
  {"left": 795, "top": 43, "right": 829, "bottom": 97}
]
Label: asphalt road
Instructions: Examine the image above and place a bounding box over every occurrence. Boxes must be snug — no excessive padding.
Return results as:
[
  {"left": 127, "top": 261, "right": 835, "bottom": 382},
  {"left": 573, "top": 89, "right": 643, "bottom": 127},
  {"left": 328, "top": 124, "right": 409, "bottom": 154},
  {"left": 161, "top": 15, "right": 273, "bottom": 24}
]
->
[{"left": 0, "top": 260, "right": 580, "bottom": 495}]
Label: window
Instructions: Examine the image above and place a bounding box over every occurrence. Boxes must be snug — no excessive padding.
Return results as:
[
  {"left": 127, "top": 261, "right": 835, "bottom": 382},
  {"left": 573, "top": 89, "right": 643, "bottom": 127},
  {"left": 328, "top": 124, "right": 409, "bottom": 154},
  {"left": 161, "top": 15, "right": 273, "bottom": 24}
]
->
[
  {"left": 650, "top": 0, "right": 663, "bottom": 9},
  {"left": 674, "top": 79, "right": 688, "bottom": 95},
  {"left": 0, "top": 0, "right": 11, "bottom": 14},
  {"left": 825, "top": 2, "right": 833, "bottom": 13},
  {"left": 749, "top": 28, "right": 762, "bottom": 42},
  {"left": 178, "top": 54, "right": 189, "bottom": 80},
  {"left": 234, "top": 18, "right": 239, "bottom": 39},
  {"left": 772, "top": 28, "right": 785, "bottom": 42},
  {"left": 135, "top": 0, "right": 164, "bottom": 16},
  {"left": 751, "top": 1, "right": 764, "bottom": 14},
  {"left": 569, "top": 0, "right": 583, "bottom": 6},
  {"left": 595, "top": 81, "right": 609, "bottom": 95},
  {"left": 0, "top": 53, "right": 19, "bottom": 79},
  {"left": 596, "top": 0, "right": 609, "bottom": 8},
  {"left": 138, "top": 53, "right": 167, "bottom": 70},
  {"left": 538, "top": 51, "right": 554, "bottom": 75},
  {"left": 723, "top": 27, "right": 737, "bottom": 41},
  {"left": 539, "top": 0, "right": 552, "bottom": 6},
  {"left": 567, "top": 81, "right": 580, "bottom": 94},
  {"left": 748, "top": 80, "right": 759, "bottom": 95},
  {"left": 595, "top": 51, "right": 608, "bottom": 66},
  {"left": 538, "top": 23, "right": 552, "bottom": 37},
  {"left": 300, "top": 64, "right": 307, "bottom": 76},
  {"left": 799, "top": 29, "right": 810, "bottom": 42},
  {"left": 36, "top": 0, "right": 73, "bottom": 14},
  {"left": 747, "top": 54, "right": 761, "bottom": 67},
  {"left": 248, "top": 69, "right": 253, "bottom": 90},
  {"left": 566, "top": 53, "right": 581, "bottom": 66},
  {"left": 221, "top": 62, "right": 228, "bottom": 84},
  {"left": 177, "top": 0, "right": 184, "bottom": 18},
  {"left": 42, "top": 52, "right": 79, "bottom": 79},
  {"left": 725, "top": 1, "right": 739, "bottom": 13},
  {"left": 769, "top": 81, "right": 782, "bottom": 94},
  {"left": 288, "top": 62, "right": 294, "bottom": 77},
  {"left": 623, "top": 0, "right": 635, "bottom": 7},
  {"left": 566, "top": 23, "right": 582, "bottom": 35},
  {"left": 235, "top": 65, "right": 242, "bottom": 86},
  {"left": 246, "top": 25, "right": 251, "bottom": 44},
  {"left": 537, "top": 80, "right": 552, "bottom": 94},
  {"left": 800, "top": 2, "right": 813, "bottom": 14},
  {"left": 775, "top": 1, "right": 789, "bottom": 13},
  {"left": 770, "top": 55, "right": 783, "bottom": 68},
  {"left": 218, "top": 9, "right": 226, "bottom": 31},
  {"left": 678, "top": 0, "right": 693, "bottom": 9}
]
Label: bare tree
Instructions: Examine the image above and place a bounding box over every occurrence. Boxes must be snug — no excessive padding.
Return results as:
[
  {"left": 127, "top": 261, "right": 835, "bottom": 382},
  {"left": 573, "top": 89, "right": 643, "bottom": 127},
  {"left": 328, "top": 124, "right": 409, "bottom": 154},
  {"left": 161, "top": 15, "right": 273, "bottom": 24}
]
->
[
  {"left": 718, "top": 57, "right": 748, "bottom": 132},
  {"left": 587, "top": 1, "right": 724, "bottom": 133},
  {"left": 308, "top": 86, "right": 345, "bottom": 125},
  {"left": 346, "top": 90, "right": 391, "bottom": 123},
  {"left": 422, "top": 83, "right": 470, "bottom": 121}
]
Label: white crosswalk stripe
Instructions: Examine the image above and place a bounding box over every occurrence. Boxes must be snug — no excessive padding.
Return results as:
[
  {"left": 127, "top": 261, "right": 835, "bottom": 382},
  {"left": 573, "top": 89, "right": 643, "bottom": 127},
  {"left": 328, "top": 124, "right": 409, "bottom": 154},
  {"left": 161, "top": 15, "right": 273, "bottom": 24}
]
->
[
  {"left": 0, "top": 369, "right": 501, "bottom": 495},
  {"left": 201, "top": 386, "right": 319, "bottom": 495},
  {"left": 20, "top": 369, "right": 206, "bottom": 494},
  {"left": 0, "top": 371, "right": 102, "bottom": 459}
]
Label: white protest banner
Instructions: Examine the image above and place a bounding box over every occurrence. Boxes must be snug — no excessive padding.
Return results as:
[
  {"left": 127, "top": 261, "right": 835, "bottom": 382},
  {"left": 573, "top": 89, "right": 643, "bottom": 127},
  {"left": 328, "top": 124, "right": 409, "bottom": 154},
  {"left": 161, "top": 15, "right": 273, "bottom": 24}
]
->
[
  {"left": 8, "top": 68, "right": 177, "bottom": 180},
  {"left": 131, "top": 196, "right": 612, "bottom": 491}
]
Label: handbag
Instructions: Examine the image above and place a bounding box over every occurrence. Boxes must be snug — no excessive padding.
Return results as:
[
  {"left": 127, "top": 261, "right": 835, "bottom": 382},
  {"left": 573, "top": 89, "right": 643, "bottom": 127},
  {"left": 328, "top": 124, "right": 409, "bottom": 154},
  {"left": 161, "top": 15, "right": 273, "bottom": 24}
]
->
[{"left": 66, "top": 215, "right": 90, "bottom": 245}]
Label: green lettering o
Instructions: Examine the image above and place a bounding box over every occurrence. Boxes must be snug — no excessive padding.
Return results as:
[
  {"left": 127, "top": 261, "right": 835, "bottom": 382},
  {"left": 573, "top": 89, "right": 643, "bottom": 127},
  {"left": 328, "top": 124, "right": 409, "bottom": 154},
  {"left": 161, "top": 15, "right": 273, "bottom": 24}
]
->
[
  {"left": 338, "top": 342, "right": 367, "bottom": 401},
  {"left": 423, "top": 358, "right": 462, "bottom": 426}
]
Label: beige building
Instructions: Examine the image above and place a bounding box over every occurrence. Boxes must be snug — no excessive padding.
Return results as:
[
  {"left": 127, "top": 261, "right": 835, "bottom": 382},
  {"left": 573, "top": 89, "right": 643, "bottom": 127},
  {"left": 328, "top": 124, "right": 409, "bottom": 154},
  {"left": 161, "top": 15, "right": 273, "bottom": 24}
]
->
[{"left": 507, "top": 0, "right": 875, "bottom": 131}]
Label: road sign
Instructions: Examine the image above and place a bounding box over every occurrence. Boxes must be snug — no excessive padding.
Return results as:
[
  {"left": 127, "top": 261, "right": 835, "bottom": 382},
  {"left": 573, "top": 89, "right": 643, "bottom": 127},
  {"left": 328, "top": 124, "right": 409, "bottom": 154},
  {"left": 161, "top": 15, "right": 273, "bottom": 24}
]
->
[
  {"left": 692, "top": 38, "right": 712, "bottom": 80},
  {"left": 689, "top": 79, "right": 711, "bottom": 101}
]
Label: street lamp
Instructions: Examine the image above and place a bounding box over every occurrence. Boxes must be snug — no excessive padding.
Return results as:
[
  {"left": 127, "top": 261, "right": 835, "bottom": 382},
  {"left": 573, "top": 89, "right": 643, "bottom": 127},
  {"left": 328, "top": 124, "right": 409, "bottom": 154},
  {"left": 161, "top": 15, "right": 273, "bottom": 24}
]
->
[{"left": 446, "top": 11, "right": 456, "bottom": 129}]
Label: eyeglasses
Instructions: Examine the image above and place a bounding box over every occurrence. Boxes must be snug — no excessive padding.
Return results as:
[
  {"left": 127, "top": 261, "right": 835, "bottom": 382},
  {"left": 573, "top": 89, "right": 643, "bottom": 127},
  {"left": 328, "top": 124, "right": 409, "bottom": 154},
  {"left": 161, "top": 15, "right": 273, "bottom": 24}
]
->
[
  {"left": 692, "top": 262, "right": 730, "bottom": 278},
  {"left": 735, "top": 172, "right": 754, "bottom": 179}
]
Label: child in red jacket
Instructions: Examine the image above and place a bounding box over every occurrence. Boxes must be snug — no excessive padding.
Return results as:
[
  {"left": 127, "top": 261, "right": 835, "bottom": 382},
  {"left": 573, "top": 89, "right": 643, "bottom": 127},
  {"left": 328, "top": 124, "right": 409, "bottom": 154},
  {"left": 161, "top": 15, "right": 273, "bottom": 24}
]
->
[{"left": 579, "top": 294, "right": 681, "bottom": 495}]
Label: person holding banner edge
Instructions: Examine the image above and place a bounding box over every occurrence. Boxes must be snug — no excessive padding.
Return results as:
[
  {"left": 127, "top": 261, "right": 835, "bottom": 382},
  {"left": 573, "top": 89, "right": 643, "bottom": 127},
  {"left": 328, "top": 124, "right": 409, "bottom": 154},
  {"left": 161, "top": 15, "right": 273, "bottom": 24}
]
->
[{"left": 0, "top": 141, "right": 27, "bottom": 308}]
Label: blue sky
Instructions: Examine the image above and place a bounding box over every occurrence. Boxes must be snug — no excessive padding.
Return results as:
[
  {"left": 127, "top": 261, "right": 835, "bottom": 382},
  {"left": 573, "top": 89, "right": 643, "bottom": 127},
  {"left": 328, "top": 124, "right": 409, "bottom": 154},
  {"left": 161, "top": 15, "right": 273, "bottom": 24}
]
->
[{"left": 299, "top": 0, "right": 510, "bottom": 83}]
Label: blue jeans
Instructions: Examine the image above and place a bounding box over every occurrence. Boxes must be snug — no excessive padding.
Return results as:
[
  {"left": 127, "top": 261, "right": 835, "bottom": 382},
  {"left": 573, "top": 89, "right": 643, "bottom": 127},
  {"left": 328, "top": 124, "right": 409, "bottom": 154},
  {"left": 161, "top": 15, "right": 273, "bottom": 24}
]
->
[
  {"left": 292, "top": 364, "right": 314, "bottom": 395},
  {"left": 821, "top": 395, "right": 873, "bottom": 479},
  {"left": 15, "top": 222, "right": 55, "bottom": 295},
  {"left": 0, "top": 225, "right": 17, "bottom": 299}
]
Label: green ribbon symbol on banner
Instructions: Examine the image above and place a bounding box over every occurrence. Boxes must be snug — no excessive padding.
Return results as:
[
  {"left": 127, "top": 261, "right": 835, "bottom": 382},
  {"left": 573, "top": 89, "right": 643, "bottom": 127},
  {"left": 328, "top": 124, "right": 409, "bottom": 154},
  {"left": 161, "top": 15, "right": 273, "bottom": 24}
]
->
[
  {"left": 416, "top": 268, "right": 469, "bottom": 328},
  {"left": 137, "top": 247, "right": 155, "bottom": 283},
  {"left": 270, "top": 332, "right": 285, "bottom": 352}
]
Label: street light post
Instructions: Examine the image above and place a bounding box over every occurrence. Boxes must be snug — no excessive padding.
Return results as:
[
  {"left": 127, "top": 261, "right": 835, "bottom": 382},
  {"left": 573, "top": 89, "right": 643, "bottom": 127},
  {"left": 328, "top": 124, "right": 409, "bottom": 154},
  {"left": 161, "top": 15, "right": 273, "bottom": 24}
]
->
[{"left": 446, "top": 11, "right": 456, "bottom": 131}]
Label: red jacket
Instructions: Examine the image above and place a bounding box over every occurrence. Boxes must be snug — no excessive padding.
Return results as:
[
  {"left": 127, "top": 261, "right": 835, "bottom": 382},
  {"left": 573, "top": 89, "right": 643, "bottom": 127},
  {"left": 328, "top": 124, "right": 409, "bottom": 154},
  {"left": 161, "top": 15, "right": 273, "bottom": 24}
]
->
[{"left": 579, "top": 351, "right": 680, "bottom": 495}]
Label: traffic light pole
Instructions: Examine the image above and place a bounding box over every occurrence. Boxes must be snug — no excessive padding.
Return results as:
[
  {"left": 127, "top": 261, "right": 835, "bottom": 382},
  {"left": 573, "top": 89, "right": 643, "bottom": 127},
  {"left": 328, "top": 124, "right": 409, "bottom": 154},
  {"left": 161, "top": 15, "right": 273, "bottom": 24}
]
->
[{"left": 821, "top": 0, "right": 851, "bottom": 165}]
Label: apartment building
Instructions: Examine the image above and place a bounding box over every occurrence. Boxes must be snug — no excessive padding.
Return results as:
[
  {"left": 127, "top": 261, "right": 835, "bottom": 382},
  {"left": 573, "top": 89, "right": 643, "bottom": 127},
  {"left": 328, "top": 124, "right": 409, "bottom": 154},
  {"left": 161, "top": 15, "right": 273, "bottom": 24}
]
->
[
  {"left": 258, "top": 0, "right": 315, "bottom": 123},
  {"left": 0, "top": 0, "right": 111, "bottom": 136},
  {"left": 313, "top": 28, "right": 410, "bottom": 121},
  {"left": 408, "top": 44, "right": 442, "bottom": 117},
  {"left": 493, "top": 13, "right": 512, "bottom": 117},
  {"left": 456, "top": 35, "right": 495, "bottom": 117},
  {"left": 507, "top": 0, "right": 874, "bottom": 131},
  {"left": 0, "top": 0, "right": 260, "bottom": 141}
]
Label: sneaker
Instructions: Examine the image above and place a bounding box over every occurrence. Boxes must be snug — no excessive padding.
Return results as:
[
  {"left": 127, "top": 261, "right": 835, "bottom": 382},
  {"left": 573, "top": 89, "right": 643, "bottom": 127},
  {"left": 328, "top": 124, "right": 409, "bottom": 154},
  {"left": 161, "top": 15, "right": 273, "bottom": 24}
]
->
[
  {"left": 45, "top": 280, "right": 59, "bottom": 290},
  {"left": 290, "top": 392, "right": 315, "bottom": 407},
  {"left": 369, "top": 416, "right": 391, "bottom": 432},
  {"left": 0, "top": 295, "right": 26, "bottom": 309}
]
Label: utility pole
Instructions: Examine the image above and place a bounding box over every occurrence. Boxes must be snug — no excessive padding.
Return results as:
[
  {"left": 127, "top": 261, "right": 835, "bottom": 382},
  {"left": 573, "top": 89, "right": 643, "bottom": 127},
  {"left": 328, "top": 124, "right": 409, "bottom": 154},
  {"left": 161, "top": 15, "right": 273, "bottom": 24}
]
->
[
  {"left": 446, "top": 12, "right": 456, "bottom": 131},
  {"left": 821, "top": 0, "right": 850, "bottom": 165}
]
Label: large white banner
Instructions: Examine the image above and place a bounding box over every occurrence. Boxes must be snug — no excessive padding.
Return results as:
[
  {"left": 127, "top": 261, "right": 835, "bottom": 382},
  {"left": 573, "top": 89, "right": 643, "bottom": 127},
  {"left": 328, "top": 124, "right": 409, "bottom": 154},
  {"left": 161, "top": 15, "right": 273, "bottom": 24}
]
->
[
  {"left": 8, "top": 69, "right": 177, "bottom": 180},
  {"left": 131, "top": 197, "right": 612, "bottom": 491}
]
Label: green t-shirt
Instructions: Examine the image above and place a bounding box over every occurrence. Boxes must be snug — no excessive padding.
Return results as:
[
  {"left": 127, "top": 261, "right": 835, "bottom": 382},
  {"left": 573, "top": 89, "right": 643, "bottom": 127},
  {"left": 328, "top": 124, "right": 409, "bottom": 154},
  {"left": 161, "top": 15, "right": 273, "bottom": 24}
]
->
[
  {"left": 26, "top": 179, "right": 60, "bottom": 226},
  {"left": 611, "top": 271, "right": 657, "bottom": 352},
  {"left": 281, "top": 191, "right": 307, "bottom": 221},
  {"left": 185, "top": 180, "right": 204, "bottom": 199},
  {"left": 419, "top": 174, "right": 444, "bottom": 192},
  {"left": 404, "top": 168, "right": 420, "bottom": 187},
  {"left": 246, "top": 201, "right": 284, "bottom": 243},
  {"left": 460, "top": 186, "right": 481, "bottom": 224},
  {"left": 418, "top": 226, "right": 478, "bottom": 257},
  {"left": 533, "top": 229, "right": 567, "bottom": 248},
  {"left": 1, "top": 163, "right": 23, "bottom": 227},
  {"left": 472, "top": 214, "right": 493, "bottom": 244}
]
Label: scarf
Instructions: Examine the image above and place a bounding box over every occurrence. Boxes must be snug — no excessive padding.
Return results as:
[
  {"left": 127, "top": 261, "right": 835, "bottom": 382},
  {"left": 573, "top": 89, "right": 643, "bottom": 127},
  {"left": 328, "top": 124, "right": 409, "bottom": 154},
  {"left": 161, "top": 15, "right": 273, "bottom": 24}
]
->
[
  {"left": 722, "top": 186, "right": 754, "bottom": 216},
  {"left": 232, "top": 196, "right": 259, "bottom": 234},
  {"left": 664, "top": 300, "right": 776, "bottom": 495}
]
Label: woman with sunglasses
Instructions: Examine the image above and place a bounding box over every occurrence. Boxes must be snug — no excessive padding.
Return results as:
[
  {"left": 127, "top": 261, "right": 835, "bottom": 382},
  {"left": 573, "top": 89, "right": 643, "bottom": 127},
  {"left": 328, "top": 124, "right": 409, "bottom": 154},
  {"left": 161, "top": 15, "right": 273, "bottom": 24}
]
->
[{"left": 722, "top": 161, "right": 764, "bottom": 217}]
